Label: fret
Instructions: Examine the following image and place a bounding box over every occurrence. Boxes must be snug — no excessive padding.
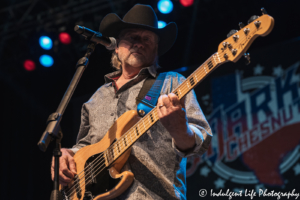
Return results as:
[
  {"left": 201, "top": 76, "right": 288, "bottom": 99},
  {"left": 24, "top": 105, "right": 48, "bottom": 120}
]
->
[
  {"left": 130, "top": 131, "right": 134, "bottom": 144},
  {"left": 135, "top": 126, "right": 139, "bottom": 136},
  {"left": 150, "top": 113, "right": 154, "bottom": 123},
  {"left": 194, "top": 73, "right": 199, "bottom": 82},
  {"left": 117, "top": 141, "right": 120, "bottom": 153},
  {"left": 148, "top": 115, "right": 153, "bottom": 126},
  {"left": 132, "top": 129, "right": 137, "bottom": 139},
  {"left": 189, "top": 76, "right": 195, "bottom": 87},
  {"left": 217, "top": 53, "right": 221, "bottom": 63},
  {"left": 110, "top": 148, "right": 115, "bottom": 160},
  {"left": 207, "top": 59, "right": 214, "bottom": 70},
  {"left": 142, "top": 119, "right": 146, "bottom": 130},
  {"left": 123, "top": 137, "right": 127, "bottom": 147},
  {"left": 115, "top": 148, "right": 119, "bottom": 157},
  {"left": 203, "top": 66, "right": 207, "bottom": 74},
  {"left": 107, "top": 149, "right": 112, "bottom": 161},
  {"left": 174, "top": 90, "right": 179, "bottom": 97},
  {"left": 112, "top": 147, "right": 117, "bottom": 158},
  {"left": 212, "top": 55, "right": 216, "bottom": 66},
  {"left": 199, "top": 68, "right": 206, "bottom": 78},
  {"left": 104, "top": 150, "right": 109, "bottom": 166}
]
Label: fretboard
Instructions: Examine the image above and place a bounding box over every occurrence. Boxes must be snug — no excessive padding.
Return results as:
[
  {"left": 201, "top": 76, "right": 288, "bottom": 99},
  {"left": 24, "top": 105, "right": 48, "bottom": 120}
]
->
[{"left": 104, "top": 53, "right": 222, "bottom": 166}]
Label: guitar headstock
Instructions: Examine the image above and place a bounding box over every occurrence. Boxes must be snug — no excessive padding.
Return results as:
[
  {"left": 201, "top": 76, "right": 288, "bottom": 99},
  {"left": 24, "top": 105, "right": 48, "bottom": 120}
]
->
[{"left": 217, "top": 10, "right": 274, "bottom": 63}]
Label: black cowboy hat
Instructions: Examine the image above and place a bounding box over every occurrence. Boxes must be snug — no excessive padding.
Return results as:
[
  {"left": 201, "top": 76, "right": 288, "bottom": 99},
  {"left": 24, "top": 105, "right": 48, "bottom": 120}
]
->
[{"left": 99, "top": 4, "right": 177, "bottom": 56}]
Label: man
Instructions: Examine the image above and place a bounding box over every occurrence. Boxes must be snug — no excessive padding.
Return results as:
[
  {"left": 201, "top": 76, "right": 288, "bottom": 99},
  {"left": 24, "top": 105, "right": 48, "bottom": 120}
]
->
[{"left": 51, "top": 4, "right": 212, "bottom": 200}]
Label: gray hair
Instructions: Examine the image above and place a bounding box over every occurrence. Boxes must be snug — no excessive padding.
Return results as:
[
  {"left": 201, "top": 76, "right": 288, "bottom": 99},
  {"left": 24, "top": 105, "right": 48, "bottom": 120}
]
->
[{"left": 110, "top": 51, "right": 122, "bottom": 70}]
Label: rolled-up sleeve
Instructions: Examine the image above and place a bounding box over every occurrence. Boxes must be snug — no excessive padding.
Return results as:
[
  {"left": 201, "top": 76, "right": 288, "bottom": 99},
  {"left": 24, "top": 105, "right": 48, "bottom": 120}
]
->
[
  {"left": 172, "top": 124, "right": 212, "bottom": 157},
  {"left": 164, "top": 72, "right": 213, "bottom": 157}
]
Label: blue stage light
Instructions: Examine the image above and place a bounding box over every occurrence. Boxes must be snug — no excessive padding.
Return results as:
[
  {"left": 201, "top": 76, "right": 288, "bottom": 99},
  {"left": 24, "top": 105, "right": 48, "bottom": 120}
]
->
[
  {"left": 158, "top": 21, "right": 167, "bottom": 28},
  {"left": 158, "top": 0, "right": 173, "bottom": 14},
  {"left": 39, "top": 36, "right": 53, "bottom": 50},
  {"left": 39, "top": 55, "right": 54, "bottom": 67}
]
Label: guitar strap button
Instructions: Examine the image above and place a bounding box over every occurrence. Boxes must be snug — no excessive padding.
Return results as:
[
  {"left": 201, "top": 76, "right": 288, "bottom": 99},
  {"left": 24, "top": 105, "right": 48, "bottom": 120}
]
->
[{"left": 138, "top": 110, "right": 145, "bottom": 117}]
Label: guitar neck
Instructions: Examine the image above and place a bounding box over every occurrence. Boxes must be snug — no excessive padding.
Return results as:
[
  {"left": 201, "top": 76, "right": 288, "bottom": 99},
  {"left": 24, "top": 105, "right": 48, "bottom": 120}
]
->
[{"left": 104, "top": 53, "right": 223, "bottom": 166}]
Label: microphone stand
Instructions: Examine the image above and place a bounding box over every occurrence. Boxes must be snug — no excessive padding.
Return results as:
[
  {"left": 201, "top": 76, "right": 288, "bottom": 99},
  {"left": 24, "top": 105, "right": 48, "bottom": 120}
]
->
[{"left": 37, "top": 42, "right": 96, "bottom": 200}]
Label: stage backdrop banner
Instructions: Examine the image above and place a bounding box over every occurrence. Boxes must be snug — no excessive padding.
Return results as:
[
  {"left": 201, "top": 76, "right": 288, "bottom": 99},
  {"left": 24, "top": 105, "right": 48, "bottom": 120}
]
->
[{"left": 186, "top": 38, "right": 300, "bottom": 199}]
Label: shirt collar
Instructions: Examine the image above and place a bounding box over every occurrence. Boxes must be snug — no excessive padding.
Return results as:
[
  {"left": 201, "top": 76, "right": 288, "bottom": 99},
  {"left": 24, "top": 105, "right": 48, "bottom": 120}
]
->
[{"left": 104, "top": 65, "right": 157, "bottom": 84}]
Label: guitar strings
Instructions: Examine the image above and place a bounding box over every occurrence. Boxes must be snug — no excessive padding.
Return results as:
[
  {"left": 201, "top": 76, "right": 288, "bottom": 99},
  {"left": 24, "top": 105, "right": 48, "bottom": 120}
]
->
[
  {"left": 63, "top": 25, "right": 259, "bottom": 198},
  {"left": 64, "top": 153, "right": 105, "bottom": 197}
]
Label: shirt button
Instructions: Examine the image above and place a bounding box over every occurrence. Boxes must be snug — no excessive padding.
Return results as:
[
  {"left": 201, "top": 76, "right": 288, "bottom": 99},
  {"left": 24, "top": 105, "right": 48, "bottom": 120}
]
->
[{"left": 111, "top": 113, "right": 114, "bottom": 116}]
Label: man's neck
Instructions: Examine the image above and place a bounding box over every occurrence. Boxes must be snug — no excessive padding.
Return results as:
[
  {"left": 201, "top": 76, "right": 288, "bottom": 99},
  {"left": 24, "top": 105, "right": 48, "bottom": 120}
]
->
[
  {"left": 115, "top": 64, "right": 143, "bottom": 89},
  {"left": 120, "top": 64, "right": 144, "bottom": 80}
]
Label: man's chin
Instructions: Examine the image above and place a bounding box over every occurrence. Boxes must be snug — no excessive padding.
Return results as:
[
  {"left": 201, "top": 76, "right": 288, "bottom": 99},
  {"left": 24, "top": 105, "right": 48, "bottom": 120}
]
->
[{"left": 127, "top": 58, "right": 145, "bottom": 68}]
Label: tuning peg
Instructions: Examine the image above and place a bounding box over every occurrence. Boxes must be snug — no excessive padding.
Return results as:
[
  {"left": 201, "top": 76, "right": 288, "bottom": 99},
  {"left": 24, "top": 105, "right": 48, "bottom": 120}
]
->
[
  {"left": 244, "top": 53, "right": 250, "bottom": 65},
  {"left": 261, "top": 7, "right": 267, "bottom": 15},
  {"left": 239, "top": 22, "right": 245, "bottom": 29},
  {"left": 227, "top": 29, "right": 238, "bottom": 38},
  {"left": 248, "top": 15, "right": 259, "bottom": 24}
]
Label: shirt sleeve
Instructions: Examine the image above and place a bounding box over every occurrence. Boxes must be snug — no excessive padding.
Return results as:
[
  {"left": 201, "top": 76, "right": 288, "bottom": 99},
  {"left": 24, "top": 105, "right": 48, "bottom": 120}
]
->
[
  {"left": 172, "top": 124, "right": 211, "bottom": 158},
  {"left": 69, "top": 103, "right": 91, "bottom": 154},
  {"left": 166, "top": 72, "right": 213, "bottom": 158}
]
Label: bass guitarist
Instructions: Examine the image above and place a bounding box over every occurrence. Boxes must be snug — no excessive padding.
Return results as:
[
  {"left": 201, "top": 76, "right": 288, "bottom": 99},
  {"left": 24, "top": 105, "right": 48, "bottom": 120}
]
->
[{"left": 51, "top": 4, "right": 212, "bottom": 200}]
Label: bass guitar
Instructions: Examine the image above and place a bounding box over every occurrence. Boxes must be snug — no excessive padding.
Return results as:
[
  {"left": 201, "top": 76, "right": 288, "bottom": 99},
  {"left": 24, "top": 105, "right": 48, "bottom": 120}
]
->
[{"left": 60, "top": 9, "right": 274, "bottom": 200}]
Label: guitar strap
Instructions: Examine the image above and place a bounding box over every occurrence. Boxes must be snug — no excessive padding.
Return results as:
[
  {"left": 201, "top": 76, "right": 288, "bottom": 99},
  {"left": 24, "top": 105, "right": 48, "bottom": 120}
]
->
[{"left": 136, "top": 72, "right": 167, "bottom": 117}]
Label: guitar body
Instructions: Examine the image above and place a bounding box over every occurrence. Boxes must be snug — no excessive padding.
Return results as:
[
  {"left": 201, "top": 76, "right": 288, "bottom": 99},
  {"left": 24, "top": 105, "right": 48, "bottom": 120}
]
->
[{"left": 61, "top": 110, "right": 141, "bottom": 200}]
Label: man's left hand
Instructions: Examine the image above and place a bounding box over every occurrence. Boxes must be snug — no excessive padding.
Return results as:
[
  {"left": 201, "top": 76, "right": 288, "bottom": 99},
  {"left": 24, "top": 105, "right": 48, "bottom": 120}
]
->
[{"left": 157, "top": 93, "right": 195, "bottom": 152}]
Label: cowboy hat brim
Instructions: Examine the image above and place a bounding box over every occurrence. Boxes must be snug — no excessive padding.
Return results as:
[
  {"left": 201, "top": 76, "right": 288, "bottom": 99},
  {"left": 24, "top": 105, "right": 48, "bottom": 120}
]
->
[{"left": 99, "top": 13, "right": 177, "bottom": 56}]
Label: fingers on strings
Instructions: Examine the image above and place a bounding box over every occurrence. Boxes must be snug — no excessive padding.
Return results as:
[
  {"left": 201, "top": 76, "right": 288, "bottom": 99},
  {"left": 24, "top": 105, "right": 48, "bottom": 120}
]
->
[{"left": 159, "top": 93, "right": 181, "bottom": 108}]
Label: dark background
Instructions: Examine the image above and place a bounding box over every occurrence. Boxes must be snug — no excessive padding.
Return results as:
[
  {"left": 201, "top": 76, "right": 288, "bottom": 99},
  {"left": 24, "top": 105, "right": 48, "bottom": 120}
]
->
[{"left": 1, "top": 0, "right": 300, "bottom": 199}]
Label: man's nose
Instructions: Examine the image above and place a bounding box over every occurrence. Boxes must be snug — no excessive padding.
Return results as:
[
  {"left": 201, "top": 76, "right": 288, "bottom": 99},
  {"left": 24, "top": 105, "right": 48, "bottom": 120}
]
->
[{"left": 132, "top": 39, "right": 144, "bottom": 48}]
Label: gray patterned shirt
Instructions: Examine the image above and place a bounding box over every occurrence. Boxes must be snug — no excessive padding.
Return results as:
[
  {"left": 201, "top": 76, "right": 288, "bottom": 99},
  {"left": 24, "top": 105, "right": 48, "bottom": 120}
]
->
[{"left": 71, "top": 65, "right": 212, "bottom": 200}]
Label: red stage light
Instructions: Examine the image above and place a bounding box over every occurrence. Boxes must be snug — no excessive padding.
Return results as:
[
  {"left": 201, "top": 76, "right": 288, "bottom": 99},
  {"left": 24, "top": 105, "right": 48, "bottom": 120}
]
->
[
  {"left": 59, "top": 32, "right": 71, "bottom": 44},
  {"left": 180, "top": 0, "right": 194, "bottom": 7},
  {"left": 23, "top": 60, "right": 36, "bottom": 71}
]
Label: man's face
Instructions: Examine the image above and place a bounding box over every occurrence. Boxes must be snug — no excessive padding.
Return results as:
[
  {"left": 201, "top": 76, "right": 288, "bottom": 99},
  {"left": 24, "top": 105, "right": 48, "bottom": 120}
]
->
[{"left": 115, "top": 28, "right": 158, "bottom": 69}]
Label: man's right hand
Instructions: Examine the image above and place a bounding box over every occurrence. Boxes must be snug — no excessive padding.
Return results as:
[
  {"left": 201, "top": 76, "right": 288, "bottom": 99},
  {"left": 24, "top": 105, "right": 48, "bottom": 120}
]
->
[{"left": 51, "top": 148, "right": 77, "bottom": 186}]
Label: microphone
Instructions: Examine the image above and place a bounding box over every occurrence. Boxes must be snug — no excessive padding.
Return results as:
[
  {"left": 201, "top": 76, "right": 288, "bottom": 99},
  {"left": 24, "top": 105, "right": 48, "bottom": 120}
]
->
[{"left": 74, "top": 25, "right": 117, "bottom": 50}]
